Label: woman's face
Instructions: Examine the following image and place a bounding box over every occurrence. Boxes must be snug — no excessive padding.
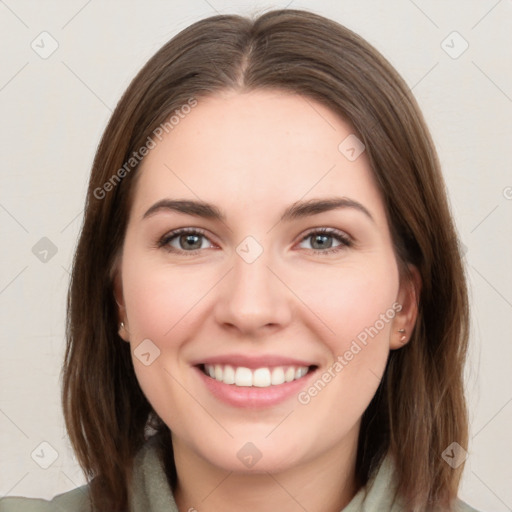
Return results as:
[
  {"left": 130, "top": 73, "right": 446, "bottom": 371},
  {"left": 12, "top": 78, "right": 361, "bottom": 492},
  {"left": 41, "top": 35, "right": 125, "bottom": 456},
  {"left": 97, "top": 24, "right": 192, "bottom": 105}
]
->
[{"left": 116, "top": 89, "right": 417, "bottom": 473}]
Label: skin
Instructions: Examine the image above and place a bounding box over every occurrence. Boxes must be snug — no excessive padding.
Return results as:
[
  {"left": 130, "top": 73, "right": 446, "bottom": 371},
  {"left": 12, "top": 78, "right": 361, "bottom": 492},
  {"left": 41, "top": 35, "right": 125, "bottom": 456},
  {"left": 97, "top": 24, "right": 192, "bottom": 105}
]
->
[{"left": 114, "top": 89, "right": 420, "bottom": 512}]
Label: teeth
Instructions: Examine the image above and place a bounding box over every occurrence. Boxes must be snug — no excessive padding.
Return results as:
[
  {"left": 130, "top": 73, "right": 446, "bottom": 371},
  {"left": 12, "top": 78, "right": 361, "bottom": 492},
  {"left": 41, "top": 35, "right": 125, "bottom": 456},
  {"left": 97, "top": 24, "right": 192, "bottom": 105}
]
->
[
  {"left": 253, "top": 368, "right": 271, "bottom": 387},
  {"left": 284, "top": 367, "right": 295, "bottom": 382},
  {"left": 223, "top": 365, "right": 235, "bottom": 384},
  {"left": 235, "top": 367, "right": 253, "bottom": 387},
  {"left": 271, "top": 367, "right": 285, "bottom": 385},
  {"left": 203, "top": 364, "right": 310, "bottom": 387},
  {"left": 296, "top": 367, "right": 308, "bottom": 379}
]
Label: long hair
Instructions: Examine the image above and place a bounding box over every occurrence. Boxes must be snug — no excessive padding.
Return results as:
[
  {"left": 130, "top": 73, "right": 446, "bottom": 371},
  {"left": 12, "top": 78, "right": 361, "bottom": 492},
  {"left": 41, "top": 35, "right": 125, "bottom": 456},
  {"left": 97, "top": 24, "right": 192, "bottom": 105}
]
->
[{"left": 62, "top": 9, "right": 469, "bottom": 511}]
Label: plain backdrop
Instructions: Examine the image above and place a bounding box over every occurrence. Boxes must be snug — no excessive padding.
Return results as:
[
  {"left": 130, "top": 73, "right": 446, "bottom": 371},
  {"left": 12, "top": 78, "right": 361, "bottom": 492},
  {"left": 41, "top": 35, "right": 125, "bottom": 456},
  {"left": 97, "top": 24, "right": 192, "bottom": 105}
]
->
[{"left": 0, "top": 1, "right": 511, "bottom": 510}]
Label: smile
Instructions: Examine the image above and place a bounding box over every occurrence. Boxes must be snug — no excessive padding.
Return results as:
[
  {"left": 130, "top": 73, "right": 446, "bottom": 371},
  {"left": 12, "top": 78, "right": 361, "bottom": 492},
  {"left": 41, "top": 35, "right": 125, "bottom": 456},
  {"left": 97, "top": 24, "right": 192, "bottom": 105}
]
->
[
  {"left": 201, "top": 364, "right": 314, "bottom": 387},
  {"left": 193, "top": 355, "right": 319, "bottom": 407}
]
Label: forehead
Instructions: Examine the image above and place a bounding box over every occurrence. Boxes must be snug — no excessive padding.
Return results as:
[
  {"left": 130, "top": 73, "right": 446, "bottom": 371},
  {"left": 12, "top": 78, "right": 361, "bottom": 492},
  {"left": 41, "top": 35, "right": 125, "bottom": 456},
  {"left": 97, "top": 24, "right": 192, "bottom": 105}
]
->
[{"left": 132, "top": 89, "right": 386, "bottom": 224}]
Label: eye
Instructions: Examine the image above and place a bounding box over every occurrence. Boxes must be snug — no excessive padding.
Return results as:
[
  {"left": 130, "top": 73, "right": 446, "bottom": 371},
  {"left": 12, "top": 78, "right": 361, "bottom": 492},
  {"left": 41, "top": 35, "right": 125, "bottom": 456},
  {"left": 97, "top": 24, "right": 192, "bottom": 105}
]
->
[
  {"left": 157, "top": 227, "right": 352, "bottom": 256},
  {"left": 158, "top": 228, "right": 214, "bottom": 254},
  {"left": 297, "top": 228, "right": 352, "bottom": 255}
]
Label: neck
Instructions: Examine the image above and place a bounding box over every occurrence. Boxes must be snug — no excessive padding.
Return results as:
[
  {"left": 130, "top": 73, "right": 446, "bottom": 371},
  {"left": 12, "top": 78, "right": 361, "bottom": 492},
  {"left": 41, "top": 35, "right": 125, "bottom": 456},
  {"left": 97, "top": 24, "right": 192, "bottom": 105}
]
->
[{"left": 172, "top": 431, "right": 360, "bottom": 512}]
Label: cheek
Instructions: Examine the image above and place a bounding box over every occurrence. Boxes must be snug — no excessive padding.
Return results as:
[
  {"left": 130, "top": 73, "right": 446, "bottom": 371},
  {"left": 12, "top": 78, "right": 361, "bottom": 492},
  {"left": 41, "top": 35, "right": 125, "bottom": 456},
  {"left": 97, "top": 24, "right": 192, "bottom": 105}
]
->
[
  {"left": 249, "top": 257, "right": 400, "bottom": 461},
  {"left": 120, "top": 255, "right": 209, "bottom": 431},
  {"left": 295, "top": 257, "right": 400, "bottom": 351},
  {"left": 122, "top": 255, "right": 210, "bottom": 342},
  {"left": 291, "top": 257, "right": 399, "bottom": 412}
]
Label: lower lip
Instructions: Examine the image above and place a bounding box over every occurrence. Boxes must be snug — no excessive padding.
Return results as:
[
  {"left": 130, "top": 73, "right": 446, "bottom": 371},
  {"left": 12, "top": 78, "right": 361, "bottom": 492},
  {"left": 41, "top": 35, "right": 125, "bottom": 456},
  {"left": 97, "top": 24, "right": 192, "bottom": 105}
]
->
[{"left": 195, "top": 366, "right": 316, "bottom": 408}]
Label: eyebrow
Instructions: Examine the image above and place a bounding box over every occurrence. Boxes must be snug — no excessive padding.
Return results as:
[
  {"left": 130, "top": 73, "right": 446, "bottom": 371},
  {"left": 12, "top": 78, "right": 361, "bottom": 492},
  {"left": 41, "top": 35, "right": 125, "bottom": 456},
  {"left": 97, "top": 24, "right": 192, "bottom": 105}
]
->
[{"left": 142, "top": 197, "right": 374, "bottom": 224}]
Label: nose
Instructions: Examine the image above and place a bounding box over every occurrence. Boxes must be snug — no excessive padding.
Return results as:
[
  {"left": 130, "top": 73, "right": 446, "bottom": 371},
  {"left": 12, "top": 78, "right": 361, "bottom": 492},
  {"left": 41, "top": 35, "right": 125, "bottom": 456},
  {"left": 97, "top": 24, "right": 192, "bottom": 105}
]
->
[{"left": 213, "top": 247, "right": 293, "bottom": 337}]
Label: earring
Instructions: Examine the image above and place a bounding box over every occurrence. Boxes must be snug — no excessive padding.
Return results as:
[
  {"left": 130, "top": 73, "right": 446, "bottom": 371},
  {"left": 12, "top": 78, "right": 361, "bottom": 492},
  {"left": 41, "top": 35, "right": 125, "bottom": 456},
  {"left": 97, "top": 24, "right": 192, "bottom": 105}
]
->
[
  {"left": 120, "top": 321, "right": 125, "bottom": 330},
  {"left": 398, "top": 328, "right": 406, "bottom": 342}
]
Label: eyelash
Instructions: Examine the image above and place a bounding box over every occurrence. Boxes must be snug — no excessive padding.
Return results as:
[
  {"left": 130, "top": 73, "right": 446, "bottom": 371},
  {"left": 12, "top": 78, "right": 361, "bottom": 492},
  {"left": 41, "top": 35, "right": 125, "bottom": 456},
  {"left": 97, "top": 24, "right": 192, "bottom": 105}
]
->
[{"left": 157, "top": 227, "right": 353, "bottom": 256}]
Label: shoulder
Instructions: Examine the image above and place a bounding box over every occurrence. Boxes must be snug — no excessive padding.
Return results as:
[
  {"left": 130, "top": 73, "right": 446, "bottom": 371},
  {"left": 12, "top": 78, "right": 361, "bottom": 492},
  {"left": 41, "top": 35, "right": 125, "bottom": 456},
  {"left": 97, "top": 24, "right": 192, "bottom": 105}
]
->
[
  {"left": 0, "top": 484, "right": 91, "bottom": 512},
  {"left": 0, "top": 435, "right": 171, "bottom": 512},
  {"left": 349, "top": 453, "right": 484, "bottom": 512},
  {"left": 454, "top": 498, "right": 483, "bottom": 512}
]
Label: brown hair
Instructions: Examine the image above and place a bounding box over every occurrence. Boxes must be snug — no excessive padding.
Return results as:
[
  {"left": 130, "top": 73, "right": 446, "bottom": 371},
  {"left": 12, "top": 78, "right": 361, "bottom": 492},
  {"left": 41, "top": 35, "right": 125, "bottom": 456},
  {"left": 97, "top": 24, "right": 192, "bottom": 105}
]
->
[{"left": 63, "top": 9, "right": 469, "bottom": 511}]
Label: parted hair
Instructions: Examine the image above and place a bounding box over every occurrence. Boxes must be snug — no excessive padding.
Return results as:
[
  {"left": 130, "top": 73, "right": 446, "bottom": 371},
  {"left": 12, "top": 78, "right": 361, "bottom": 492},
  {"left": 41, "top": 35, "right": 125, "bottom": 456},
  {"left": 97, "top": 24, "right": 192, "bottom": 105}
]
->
[{"left": 63, "top": 9, "right": 469, "bottom": 511}]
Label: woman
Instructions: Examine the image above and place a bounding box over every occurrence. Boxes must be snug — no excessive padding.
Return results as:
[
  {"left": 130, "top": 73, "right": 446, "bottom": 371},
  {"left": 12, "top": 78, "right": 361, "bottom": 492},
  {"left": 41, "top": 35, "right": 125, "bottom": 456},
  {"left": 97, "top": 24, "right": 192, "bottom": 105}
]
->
[{"left": 0, "top": 9, "right": 481, "bottom": 512}]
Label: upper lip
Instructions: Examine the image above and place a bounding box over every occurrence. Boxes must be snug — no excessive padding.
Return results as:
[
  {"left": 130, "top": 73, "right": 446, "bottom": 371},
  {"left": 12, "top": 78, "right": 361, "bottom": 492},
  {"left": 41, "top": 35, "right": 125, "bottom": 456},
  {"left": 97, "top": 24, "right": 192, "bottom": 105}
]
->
[{"left": 192, "top": 354, "right": 317, "bottom": 369}]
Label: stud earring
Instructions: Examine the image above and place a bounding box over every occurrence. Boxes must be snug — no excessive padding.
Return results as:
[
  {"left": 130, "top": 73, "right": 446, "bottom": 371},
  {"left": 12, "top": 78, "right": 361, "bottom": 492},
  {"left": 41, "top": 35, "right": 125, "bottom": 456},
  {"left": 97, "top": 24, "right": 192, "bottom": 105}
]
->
[
  {"left": 398, "top": 328, "right": 406, "bottom": 342},
  {"left": 120, "top": 321, "right": 125, "bottom": 330}
]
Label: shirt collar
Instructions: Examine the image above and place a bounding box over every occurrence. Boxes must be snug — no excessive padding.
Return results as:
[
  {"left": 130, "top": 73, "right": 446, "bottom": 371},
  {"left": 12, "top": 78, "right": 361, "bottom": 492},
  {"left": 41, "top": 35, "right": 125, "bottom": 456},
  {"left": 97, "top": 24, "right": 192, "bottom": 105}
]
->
[{"left": 129, "top": 436, "right": 401, "bottom": 512}]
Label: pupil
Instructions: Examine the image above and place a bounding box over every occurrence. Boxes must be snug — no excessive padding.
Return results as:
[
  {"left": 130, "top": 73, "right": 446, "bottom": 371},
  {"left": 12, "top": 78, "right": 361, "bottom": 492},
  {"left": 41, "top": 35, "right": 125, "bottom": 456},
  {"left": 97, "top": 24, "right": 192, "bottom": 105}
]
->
[
  {"left": 177, "top": 234, "right": 334, "bottom": 251},
  {"left": 312, "top": 234, "right": 332, "bottom": 250},
  {"left": 181, "top": 234, "right": 201, "bottom": 250}
]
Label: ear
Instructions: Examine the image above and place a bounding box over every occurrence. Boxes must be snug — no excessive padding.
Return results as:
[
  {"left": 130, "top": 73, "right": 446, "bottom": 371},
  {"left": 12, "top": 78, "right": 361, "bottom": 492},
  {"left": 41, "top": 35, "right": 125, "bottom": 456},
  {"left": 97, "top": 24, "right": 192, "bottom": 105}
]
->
[
  {"left": 390, "top": 264, "right": 421, "bottom": 350},
  {"left": 113, "top": 269, "right": 130, "bottom": 342}
]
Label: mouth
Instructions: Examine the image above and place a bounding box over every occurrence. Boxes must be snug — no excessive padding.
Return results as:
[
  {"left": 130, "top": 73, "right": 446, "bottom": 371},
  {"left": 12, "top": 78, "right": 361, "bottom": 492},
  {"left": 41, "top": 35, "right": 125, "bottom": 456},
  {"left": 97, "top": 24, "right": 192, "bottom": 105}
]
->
[
  {"left": 198, "top": 363, "right": 317, "bottom": 388},
  {"left": 192, "top": 354, "right": 319, "bottom": 408}
]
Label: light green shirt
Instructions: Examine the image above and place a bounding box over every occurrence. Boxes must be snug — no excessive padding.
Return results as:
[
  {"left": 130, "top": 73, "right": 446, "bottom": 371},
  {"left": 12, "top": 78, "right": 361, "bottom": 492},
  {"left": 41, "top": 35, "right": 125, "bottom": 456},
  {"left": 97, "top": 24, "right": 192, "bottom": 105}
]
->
[{"left": 0, "top": 437, "right": 481, "bottom": 512}]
